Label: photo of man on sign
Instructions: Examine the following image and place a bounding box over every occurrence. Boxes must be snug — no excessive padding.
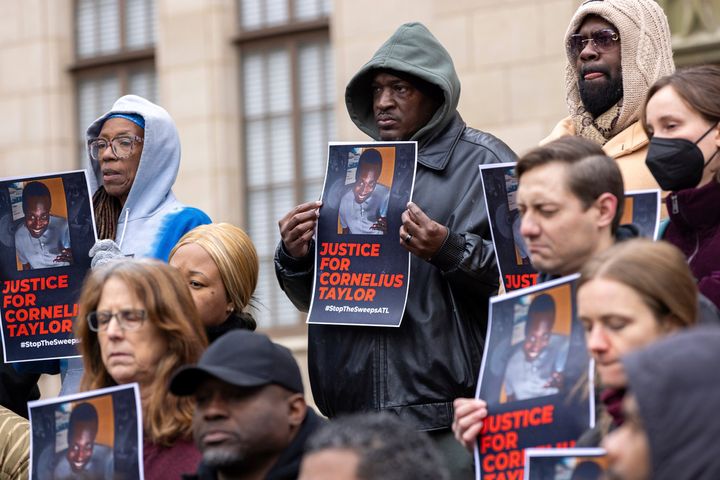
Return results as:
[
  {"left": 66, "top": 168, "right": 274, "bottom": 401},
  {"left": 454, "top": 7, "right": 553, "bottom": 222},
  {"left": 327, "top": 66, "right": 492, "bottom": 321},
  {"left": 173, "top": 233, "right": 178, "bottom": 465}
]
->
[
  {"left": 503, "top": 293, "right": 569, "bottom": 403},
  {"left": 338, "top": 148, "right": 392, "bottom": 235},
  {"left": 13, "top": 180, "right": 73, "bottom": 271}
]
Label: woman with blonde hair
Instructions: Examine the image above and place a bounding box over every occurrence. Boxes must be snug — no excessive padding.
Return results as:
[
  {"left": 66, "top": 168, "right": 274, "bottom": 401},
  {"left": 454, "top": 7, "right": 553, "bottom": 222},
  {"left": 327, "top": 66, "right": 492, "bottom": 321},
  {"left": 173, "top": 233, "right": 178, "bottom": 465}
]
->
[
  {"left": 169, "top": 223, "right": 259, "bottom": 341},
  {"left": 76, "top": 260, "right": 207, "bottom": 478},
  {"left": 452, "top": 239, "right": 698, "bottom": 449}
]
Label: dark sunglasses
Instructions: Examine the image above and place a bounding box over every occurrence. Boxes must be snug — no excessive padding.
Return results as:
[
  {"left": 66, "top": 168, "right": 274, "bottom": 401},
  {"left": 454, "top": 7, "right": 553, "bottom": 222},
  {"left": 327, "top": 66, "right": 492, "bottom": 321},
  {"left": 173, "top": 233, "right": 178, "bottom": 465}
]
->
[{"left": 567, "top": 29, "right": 619, "bottom": 58}]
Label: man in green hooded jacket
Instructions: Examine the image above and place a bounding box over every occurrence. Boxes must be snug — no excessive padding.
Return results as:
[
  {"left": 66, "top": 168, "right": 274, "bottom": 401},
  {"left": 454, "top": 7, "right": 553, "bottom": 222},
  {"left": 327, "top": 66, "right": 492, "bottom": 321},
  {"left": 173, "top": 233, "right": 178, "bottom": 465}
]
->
[{"left": 275, "top": 22, "right": 517, "bottom": 478}]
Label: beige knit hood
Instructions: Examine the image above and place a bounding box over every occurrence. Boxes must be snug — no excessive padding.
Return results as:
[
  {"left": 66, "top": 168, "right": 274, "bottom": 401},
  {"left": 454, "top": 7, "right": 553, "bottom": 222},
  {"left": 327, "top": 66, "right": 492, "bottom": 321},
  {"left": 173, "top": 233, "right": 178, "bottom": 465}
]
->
[{"left": 564, "top": 0, "right": 674, "bottom": 144}]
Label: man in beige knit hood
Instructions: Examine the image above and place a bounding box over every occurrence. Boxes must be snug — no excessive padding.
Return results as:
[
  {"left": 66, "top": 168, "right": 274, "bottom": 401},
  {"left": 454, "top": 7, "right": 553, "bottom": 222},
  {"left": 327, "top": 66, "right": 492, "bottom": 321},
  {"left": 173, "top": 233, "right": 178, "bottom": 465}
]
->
[{"left": 544, "top": 0, "right": 674, "bottom": 192}]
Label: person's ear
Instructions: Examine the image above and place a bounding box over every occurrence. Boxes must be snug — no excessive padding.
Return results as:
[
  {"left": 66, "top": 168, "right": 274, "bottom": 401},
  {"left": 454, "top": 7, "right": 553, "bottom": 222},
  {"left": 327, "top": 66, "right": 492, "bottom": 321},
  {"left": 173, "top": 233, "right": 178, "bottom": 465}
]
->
[
  {"left": 713, "top": 122, "right": 720, "bottom": 148},
  {"left": 287, "top": 393, "right": 307, "bottom": 429},
  {"left": 595, "top": 192, "right": 618, "bottom": 229},
  {"left": 658, "top": 316, "right": 680, "bottom": 334}
]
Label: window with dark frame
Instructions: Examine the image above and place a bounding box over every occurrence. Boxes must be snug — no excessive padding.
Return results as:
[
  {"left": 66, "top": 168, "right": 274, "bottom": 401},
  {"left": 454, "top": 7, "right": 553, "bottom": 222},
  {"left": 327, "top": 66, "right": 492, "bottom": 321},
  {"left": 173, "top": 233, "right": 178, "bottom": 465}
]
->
[
  {"left": 238, "top": 0, "right": 334, "bottom": 331},
  {"left": 73, "top": 0, "right": 157, "bottom": 165}
]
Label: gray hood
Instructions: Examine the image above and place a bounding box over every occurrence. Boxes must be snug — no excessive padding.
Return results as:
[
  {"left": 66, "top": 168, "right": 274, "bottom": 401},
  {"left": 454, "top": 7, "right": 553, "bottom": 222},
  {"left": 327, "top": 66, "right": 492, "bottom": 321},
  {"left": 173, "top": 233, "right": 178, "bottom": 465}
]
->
[
  {"left": 85, "top": 94, "right": 180, "bottom": 222},
  {"left": 623, "top": 326, "right": 720, "bottom": 480}
]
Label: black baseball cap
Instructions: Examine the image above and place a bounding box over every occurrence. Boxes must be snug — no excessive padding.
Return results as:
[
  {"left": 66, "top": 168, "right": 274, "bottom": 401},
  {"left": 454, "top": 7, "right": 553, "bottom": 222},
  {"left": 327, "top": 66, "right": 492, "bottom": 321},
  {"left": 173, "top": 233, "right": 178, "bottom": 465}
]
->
[{"left": 169, "top": 330, "right": 304, "bottom": 396}]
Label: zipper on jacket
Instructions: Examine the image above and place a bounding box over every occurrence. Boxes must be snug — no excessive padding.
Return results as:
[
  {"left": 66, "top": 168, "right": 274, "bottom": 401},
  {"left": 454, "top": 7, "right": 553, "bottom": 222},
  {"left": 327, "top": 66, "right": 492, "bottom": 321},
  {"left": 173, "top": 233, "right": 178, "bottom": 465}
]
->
[
  {"left": 671, "top": 194, "right": 679, "bottom": 214},
  {"left": 118, "top": 208, "right": 130, "bottom": 249},
  {"left": 688, "top": 233, "right": 700, "bottom": 265}
]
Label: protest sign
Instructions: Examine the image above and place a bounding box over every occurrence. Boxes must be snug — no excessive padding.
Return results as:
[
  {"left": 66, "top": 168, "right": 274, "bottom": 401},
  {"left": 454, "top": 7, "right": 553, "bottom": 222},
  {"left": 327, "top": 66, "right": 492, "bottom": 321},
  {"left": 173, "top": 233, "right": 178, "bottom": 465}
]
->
[
  {"left": 475, "top": 276, "right": 593, "bottom": 480},
  {"left": 0, "top": 171, "right": 95, "bottom": 362},
  {"left": 479, "top": 163, "right": 537, "bottom": 292},
  {"left": 622, "top": 190, "right": 661, "bottom": 240},
  {"left": 524, "top": 448, "right": 607, "bottom": 480},
  {"left": 481, "top": 163, "right": 661, "bottom": 292},
  {"left": 307, "top": 142, "right": 416, "bottom": 327},
  {"left": 29, "top": 383, "right": 143, "bottom": 480}
]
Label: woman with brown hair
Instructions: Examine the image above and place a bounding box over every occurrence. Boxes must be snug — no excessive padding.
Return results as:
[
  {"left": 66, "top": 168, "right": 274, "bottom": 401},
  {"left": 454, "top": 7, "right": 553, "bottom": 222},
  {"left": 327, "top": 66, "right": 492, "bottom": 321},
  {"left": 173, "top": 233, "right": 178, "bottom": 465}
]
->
[
  {"left": 643, "top": 65, "right": 720, "bottom": 309},
  {"left": 573, "top": 238, "right": 697, "bottom": 445},
  {"left": 452, "top": 239, "right": 698, "bottom": 449},
  {"left": 76, "top": 260, "right": 207, "bottom": 478},
  {"left": 168, "top": 223, "right": 259, "bottom": 342}
]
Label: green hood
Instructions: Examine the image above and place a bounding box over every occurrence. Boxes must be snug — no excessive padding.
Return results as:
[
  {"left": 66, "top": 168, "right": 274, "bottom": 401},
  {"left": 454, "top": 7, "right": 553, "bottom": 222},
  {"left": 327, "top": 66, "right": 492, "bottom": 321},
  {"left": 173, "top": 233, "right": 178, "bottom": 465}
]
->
[{"left": 345, "top": 22, "right": 461, "bottom": 144}]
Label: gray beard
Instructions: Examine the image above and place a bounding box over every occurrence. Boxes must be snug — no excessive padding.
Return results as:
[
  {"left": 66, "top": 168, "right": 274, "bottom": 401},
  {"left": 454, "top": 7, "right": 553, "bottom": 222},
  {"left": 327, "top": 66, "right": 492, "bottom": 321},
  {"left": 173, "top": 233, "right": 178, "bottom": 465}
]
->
[{"left": 203, "top": 447, "right": 245, "bottom": 469}]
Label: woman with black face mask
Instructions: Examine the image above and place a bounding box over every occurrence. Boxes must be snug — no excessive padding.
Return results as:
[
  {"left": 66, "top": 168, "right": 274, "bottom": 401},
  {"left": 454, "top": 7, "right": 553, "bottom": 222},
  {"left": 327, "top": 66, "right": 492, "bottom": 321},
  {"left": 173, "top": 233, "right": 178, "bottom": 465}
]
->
[{"left": 642, "top": 65, "right": 720, "bottom": 309}]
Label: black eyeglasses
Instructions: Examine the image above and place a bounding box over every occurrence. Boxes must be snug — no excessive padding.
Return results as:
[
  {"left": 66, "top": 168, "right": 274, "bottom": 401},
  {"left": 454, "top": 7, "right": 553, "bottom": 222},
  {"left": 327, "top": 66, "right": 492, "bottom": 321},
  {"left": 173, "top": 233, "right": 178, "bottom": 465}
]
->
[
  {"left": 87, "top": 309, "right": 146, "bottom": 332},
  {"left": 567, "top": 29, "right": 619, "bottom": 59},
  {"left": 88, "top": 135, "right": 143, "bottom": 161}
]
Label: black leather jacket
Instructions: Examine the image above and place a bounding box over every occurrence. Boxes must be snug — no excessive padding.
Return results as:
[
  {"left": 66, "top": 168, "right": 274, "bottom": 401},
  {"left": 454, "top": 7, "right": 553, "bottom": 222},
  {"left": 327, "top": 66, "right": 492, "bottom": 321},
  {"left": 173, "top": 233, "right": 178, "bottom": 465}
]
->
[{"left": 275, "top": 113, "right": 516, "bottom": 430}]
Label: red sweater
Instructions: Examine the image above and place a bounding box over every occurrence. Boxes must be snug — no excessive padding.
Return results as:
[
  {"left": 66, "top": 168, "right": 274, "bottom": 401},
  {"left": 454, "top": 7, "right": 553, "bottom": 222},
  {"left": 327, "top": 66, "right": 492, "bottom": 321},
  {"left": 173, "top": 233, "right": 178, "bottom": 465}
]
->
[{"left": 144, "top": 437, "right": 201, "bottom": 480}]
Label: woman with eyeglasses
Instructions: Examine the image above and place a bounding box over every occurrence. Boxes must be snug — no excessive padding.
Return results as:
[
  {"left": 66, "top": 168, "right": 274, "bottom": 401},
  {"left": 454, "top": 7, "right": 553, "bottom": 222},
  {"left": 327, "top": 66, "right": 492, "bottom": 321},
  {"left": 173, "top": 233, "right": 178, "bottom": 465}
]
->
[
  {"left": 21, "top": 96, "right": 214, "bottom": 395},
  {"left": 168, "top": 223, "right": 258, "bottom": 342},
  {"left": 452, "top": 239, "right": 698, "bottom": 450},
  {"left": 76, "top": 259, "right": 207, "bottom": 478},
  {"left": 642, "top": 65, "right": 720, "bottom": 309},
  {"left": 85, "top": 95, "right": 211, "bottom": 261}
]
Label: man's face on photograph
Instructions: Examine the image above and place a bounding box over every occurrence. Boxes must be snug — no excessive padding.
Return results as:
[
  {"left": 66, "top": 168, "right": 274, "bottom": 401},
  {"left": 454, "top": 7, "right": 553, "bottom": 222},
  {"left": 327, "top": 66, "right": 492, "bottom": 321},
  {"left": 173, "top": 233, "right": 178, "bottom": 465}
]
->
[
  {"left": 67, "top": 423, "right": 96, "bottom": 472},
  {"left": 24, "top": 196, "right": 51, "bottom": 238},
  {"left": 523, "top": 314, "right": 553, "bottom": 362},
  {"left": 353, "top": 165, "right": 379, "bottom": 204}
]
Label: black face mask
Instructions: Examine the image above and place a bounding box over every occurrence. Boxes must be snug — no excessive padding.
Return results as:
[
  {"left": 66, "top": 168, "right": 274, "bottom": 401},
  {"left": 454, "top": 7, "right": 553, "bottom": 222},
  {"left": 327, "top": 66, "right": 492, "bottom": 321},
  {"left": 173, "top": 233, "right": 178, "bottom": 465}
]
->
[{"left": 646, "top": 123, "right": 719, "bottom": 191}]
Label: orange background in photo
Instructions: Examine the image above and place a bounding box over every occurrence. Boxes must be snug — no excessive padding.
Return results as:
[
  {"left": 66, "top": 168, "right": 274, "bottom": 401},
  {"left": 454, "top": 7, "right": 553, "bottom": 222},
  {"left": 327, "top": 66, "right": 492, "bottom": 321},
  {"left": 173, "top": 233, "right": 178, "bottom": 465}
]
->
[
  {"left": 499, "top": 283, "right": 574, "bottom": 403},
  {"left": 576, "top": 457, "right": 609, "bottom": 469},
  {"left": 530, "top": 283, "right": 573, "bottom": 336},
  {"left": 367, "top": 146, "right": 396, "bottom": 188},
  {"left": 620, "top": 197, "right": 634, "bottom": 225},
  {"left": 337, "top": 146, "right": 397, "bottom": 234},
  {"left": 70, "top": 394, "right": 115, "bottom": 447},
  {"left": 25, "top": 178, "right": 69, "bottom": 219},
  {"left": 16, "top": 177, "right": 69, "bottom": 270}
]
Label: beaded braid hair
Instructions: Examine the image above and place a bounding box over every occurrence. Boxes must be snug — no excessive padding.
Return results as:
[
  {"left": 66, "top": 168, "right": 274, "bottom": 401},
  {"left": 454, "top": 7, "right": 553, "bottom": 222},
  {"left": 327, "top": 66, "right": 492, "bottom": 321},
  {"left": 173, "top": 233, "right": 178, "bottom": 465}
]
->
[{"left": 93, "top": 187, "right": 122, "bottom": 240}]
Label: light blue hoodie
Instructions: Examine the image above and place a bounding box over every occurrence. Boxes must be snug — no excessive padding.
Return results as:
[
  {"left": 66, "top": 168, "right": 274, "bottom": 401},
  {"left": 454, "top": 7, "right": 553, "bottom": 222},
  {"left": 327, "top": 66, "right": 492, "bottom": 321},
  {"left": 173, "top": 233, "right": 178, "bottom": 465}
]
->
[
  {"left": 85, "top": 95, "right": 211, "bottom": 260},
  {"left": 31, "top": 95, "right": 213, "bottom": 393}
]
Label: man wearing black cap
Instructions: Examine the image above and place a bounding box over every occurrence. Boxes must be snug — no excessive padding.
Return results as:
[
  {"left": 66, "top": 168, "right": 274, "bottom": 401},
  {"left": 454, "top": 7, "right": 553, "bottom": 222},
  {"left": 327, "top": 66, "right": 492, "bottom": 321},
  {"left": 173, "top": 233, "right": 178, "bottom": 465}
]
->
[{"left": 170, "top": 330, "right": 323, "bottom": 480}]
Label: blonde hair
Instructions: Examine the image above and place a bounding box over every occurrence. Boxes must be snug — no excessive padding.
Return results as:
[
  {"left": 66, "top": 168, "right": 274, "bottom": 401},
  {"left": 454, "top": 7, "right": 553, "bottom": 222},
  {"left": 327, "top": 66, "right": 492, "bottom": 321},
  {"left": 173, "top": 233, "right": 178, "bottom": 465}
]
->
[
  {"left": 169, "top": 223, "right": 259, "bottom": 328},
  {"left": 76, "top": 260, "right": 208, "bottom": 446},
  {"left": 579, "top": 239, "right": 698, "bottom": 329}
]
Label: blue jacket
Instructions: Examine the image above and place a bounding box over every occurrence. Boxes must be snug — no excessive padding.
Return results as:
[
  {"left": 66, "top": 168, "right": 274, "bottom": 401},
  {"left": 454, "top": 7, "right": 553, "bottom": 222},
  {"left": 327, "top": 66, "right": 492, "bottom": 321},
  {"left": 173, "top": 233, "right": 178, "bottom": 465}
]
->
[
  {"left": 85, "top": 95, "right": 211, "bottom": 259},
  {"left": 17, "top": 95, "right": 211, "bottom": 383}
]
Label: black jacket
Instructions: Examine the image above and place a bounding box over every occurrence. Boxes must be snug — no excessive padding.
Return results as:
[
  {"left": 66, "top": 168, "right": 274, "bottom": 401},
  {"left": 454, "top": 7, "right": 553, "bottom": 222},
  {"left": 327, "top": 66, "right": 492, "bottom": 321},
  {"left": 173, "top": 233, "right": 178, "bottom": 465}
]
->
[
  {"left": 276, "top": 115, "right": 515, "bottom": 430},
  {"left": 183, "top": 409, "right": 323, "bottom": 480},
  {"left": 205, "top": 311, "right": 256, "bottom": 344},
  {"left": 1, "top": 351, "right": 39, "bottom": 418},
  {"left": 275, "top": 23, "right": 516, "bottom": 431}
]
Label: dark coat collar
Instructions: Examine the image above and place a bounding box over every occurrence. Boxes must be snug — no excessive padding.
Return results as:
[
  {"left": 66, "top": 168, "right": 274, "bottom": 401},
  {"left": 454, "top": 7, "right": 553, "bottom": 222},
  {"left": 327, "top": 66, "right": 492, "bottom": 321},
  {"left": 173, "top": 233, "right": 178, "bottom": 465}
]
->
[
  {"left": 667, "top": 179, "right": 720, "bottom": 231},
  {"left": 417, "top": 112, "right": 465, "bottom": 171}
]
